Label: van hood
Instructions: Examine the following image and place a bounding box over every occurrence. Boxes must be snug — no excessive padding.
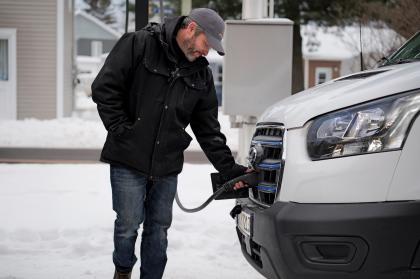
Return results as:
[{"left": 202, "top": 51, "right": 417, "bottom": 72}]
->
[{"left": 260, "top": 62, "right": 420, "bottom": 129}]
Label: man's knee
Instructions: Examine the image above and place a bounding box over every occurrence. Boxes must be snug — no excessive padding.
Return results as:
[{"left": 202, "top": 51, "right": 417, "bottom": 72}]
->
[
  {"left": 142, "top": 216, "right": 172, "bottom": 238},
  {"left": 115, "top": 214, "right": 144, "bottom": 235}
]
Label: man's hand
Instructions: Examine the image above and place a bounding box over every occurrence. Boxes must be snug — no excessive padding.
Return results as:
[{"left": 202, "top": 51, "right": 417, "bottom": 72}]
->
[{"left": 233, "top": 168, "right": 254, "bottom": 190}]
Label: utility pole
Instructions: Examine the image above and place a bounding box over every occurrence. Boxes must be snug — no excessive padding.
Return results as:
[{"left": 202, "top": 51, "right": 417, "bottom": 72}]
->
[
  {"left": 159, "top": 0, "right": 164, "bottom": 22},
  {"left": 135, "top": 0, "right": 149, "bottom": 31},
  {"left": 182, "top": 0, "right": 192, "bottom": 15}
]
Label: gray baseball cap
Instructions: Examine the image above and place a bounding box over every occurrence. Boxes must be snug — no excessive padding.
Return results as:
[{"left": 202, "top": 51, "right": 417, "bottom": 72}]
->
[{"left": 189, "top": 8, "right": 225, "bottom": 56}]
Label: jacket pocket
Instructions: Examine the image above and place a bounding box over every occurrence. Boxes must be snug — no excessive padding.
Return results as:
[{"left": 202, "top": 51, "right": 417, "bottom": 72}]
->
[
  {"left": 166, "top": 128, "right": 193, "bottom": 153},
  {"left": 111, "top": 121, "right": 137, "bottom": 139},
  {"left": 142, "top": 57, "right": 170, "bottom": 77},
  {"left": 180, "top": 129, "right": 193, "bottom": 149},
  {"left": 180, "top": 76, "right": 207, "bottom": 113}
]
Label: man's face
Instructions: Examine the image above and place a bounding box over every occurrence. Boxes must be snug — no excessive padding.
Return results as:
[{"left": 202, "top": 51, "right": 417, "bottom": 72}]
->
[{"left": 179, "top": 23, "right": 210, "bottom": 62}]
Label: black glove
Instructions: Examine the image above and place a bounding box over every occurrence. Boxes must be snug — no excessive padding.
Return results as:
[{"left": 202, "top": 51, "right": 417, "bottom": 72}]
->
[{"left": 220, "top": 164, "right": 248, "bottom": 184}]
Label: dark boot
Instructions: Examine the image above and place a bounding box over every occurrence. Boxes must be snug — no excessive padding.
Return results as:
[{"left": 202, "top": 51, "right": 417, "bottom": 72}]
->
[{"left": 113, "top": 270, "right": 132, "bottom": 279}]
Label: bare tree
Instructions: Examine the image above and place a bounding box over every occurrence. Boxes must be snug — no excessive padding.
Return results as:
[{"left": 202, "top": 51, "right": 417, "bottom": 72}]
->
[
  {"left": 364, "top": 0, "right": 420, "bottom": 39},
  {"left": 337, "top": 23, "right": 405, "bottom": 69}
]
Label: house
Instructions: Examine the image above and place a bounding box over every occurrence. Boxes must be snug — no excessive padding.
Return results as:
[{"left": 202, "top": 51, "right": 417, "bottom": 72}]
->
[
  {"left": 74, "top": 10, "right": 123, "bottom": 99},
  {"left": 0, "top": 0, "right": 74, "bottom": 120},
  {"left": 75, "top": 10, "right": 122, "bottom": 57},
  {"left": 302, "top": 24, "right": 404, "bottom": 89}
]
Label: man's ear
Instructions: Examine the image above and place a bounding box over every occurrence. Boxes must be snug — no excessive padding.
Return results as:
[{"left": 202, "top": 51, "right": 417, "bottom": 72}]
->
[{"left": 187, "top": 21, "right": 197, "bottom": 34}]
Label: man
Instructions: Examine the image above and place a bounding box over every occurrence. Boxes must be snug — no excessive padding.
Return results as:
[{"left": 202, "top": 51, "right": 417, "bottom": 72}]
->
[{"left": 92, "top": 8, "right": 248, "bottom": 279}]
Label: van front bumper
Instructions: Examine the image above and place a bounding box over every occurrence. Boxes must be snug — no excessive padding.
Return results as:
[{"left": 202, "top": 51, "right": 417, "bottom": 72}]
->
[{"left": 236, "top": 200, "right": 420, "bottom": 279}]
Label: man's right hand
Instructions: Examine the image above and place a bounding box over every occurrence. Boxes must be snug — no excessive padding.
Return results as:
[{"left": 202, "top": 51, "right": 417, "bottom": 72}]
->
[{"left": 233, "top": 168, "right": 254, "bottom": 190}]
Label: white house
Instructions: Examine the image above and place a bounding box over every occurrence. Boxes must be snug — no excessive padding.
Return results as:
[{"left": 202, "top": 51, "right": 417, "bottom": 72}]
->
[
  {"left": 0, "top": 0, "right": 74, "bottom": 120},
  {"left": 75, "top": 10, "right": 122, "bottom": 57}
]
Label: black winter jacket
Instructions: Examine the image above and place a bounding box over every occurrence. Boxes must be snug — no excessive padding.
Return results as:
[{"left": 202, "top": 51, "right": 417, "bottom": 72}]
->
[{"left": 92, "top": 16, "right": 242, "bottom": 178}]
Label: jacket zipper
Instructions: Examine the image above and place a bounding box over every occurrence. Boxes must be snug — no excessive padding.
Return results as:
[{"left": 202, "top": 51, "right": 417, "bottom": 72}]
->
[{"left": 149, "top": 67, "right": 180, "bottom": 180}]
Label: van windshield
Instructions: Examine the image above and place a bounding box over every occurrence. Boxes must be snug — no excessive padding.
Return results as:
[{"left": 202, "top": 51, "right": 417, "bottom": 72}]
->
[{"left": 381, "top": 31, "right": 420, "bottom": 66}]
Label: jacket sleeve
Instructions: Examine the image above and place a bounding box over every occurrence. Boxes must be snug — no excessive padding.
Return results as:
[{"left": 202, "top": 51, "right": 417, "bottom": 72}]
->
[
  {"left": 190, "top": 71, "right": 241, "bottom": 175},
  {"left": 91, "top": 31, "right": 146, "bottom": 136}
]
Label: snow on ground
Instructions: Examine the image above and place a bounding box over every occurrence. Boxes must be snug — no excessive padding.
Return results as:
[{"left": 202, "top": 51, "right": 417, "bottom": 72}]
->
[
  {"left": 0, "top": 163, "right": 264, "bottom": 279},
  {"left": 0, "top": 93, "right": 238, "bottom": 151}
]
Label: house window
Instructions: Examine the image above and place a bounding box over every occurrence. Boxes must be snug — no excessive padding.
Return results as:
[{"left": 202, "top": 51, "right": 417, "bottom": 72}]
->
[
  {"left": 315, "top": 67, "right": 332, "bottom": 85},
  {"left": 91, "top": 40, "right": 103, "bottom": 57},
  {"left": 0, "top": 39, "right": 8, "bottom": 81}
]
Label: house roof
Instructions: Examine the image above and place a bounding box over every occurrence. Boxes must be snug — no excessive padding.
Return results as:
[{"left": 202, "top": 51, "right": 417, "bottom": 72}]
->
[{"left": 75, "top": 10, "right": 122, "bottom": 40}]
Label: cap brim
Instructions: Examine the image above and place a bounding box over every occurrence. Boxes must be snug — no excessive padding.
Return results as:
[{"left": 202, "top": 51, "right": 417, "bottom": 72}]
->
[{"left": 206, "top": 32, "right": 225, "bottom": 56}]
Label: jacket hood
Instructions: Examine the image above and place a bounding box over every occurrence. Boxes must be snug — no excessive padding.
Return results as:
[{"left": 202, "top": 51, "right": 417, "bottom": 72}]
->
[
  {"left": 260, "top": 62, "right": 420, "bottom": 129},
  {"left": 163, "top": 16, "right": 184, "bottom": 52}
]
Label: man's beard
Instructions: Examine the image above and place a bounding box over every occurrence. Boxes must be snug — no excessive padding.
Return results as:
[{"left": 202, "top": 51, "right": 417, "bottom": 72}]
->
[{"left": 180, "top": 36, "right": 199, "bottom": 62}]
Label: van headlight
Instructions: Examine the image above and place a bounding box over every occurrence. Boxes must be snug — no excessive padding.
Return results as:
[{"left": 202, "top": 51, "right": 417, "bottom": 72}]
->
[{"left": 307, "top": 90, "right": 420, "bottom": 160}]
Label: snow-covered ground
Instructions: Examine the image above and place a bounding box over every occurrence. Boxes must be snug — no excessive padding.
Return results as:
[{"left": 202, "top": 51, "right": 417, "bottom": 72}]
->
[
  {"left": 0, "top": 163, "right": 264, "bottom": 279},
  {"left": 0, "top": 92, "right": 238, "bottom": 151}
]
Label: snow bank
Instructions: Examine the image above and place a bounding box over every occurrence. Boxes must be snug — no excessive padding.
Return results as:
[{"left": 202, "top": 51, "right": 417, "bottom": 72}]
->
[
  {"left": 0, "top": 117, "right": 107, "bottom": 149},
  {"left": 0, "top": 108, "right": 238, "bottom": 152}
]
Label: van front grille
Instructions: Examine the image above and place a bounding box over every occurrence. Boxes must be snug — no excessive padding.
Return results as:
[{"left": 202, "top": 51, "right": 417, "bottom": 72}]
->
[{"left": 248, "top": 123, "right": 285, "bottom": 207}]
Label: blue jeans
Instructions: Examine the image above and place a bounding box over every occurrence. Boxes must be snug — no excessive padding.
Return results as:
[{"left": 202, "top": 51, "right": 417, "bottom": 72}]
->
[{"left": 110, "top": 164, "right": 178, "bottom": 279}]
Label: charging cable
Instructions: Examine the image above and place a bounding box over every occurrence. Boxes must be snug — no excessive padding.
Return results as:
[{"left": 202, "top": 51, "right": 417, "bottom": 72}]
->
[{"left": 175, "top": 172, "right": 259, "bottom": 213}]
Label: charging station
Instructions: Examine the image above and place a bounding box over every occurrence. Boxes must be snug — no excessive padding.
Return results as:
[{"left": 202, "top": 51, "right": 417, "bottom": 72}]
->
[{"left": 222, "top": 18, "right": 293, "bottom": 164}]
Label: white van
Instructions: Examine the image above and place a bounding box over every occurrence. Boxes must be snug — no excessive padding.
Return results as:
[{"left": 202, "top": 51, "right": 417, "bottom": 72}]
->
[{"left": 234, "top": 32, "right": 420, "bottom": 279}]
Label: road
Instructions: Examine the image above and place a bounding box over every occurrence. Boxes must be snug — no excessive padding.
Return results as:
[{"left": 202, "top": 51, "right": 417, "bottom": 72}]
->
[{"left": 0, "top": 147, "right": 235, "bottom": 164}]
